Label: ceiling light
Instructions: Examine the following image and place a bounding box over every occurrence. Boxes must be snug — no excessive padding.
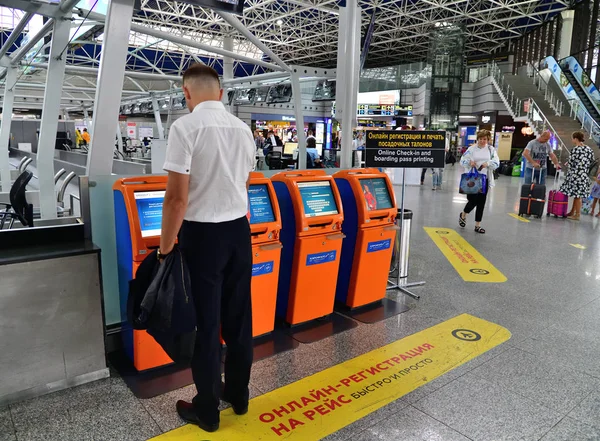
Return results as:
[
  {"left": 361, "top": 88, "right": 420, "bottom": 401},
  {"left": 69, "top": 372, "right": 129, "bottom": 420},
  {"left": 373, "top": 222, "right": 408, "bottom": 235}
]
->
[{"left": 276, "top": 19, "right": 283, "bottom": 26}]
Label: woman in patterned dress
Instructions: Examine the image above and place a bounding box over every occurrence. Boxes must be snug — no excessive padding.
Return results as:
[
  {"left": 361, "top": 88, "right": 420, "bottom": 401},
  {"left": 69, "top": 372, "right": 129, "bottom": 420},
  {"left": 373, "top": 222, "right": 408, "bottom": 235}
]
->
[{"left": 560, "top": 131, "right": 595, "bottom": 220}]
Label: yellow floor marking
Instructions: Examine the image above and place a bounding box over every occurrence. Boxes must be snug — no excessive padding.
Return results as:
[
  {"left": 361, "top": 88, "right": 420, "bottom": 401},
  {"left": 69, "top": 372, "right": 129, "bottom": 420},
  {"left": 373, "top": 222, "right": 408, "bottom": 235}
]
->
[
  {"left": 570, "top": 243, "right": 587, "bottom": 250},
  {"left": 151, "top": 314, "right": 510, "bottom": 441},
  {"left": 508, "top": 213, "right": 530, "bottom": 223},
  {"left": 424, "top": 227, "right": 507, "bottom": 283}
]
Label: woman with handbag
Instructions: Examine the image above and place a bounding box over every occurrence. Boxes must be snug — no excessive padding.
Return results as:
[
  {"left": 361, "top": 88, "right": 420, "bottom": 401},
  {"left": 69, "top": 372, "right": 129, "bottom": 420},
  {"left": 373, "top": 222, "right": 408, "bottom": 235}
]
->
[{"left": 458, "top": 130, "right": 500, "bottom": 234}]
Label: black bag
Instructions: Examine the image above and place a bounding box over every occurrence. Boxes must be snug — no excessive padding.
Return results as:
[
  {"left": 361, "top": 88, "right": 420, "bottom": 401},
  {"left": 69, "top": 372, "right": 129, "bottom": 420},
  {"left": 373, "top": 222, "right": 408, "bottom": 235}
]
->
[
  {"left": 519, "top": 172, "right": 546, "bottom": 218},
  {"left": 503, "top": 165, "right": 514, "bottom": 176},
  {"left": 128, "top": 247, "right": 196, "bottom": 364},
  {"left": 445, "top": 151, "right": 456, "bottom": 165}
]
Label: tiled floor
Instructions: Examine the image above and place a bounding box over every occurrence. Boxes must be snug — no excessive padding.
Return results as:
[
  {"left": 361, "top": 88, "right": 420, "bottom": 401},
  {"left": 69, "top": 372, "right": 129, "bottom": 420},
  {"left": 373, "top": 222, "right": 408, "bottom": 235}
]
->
[{"left": 4, "top": 168, "right": 600, "bottom": 441}]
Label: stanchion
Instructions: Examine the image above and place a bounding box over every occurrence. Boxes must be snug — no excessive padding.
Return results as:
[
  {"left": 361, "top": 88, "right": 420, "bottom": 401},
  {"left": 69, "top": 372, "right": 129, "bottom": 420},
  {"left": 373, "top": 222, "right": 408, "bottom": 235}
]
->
[{"left": 387, "top": 170, "right": 424, "bottom": 300}]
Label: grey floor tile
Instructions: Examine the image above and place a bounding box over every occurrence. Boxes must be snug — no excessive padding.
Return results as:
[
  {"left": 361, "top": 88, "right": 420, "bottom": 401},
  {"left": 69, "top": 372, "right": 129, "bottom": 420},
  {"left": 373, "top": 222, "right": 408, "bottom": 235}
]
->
[
  {"left": 250, "top": 342, "right": 336, "bottom": 394},
  {"left": 540, "top": 417, "right": 600, "bottom": 441},
  {"left": 414, "top": 373, "right": 562, "bottom": 441},
  {"left": 350, "top": 405, "right": 471, "bottom": 441},
  {"left": 321, "top": 398, "right": 408, "bottom": 441},
  {"left": 140, "top": 383, "right": 262, "bottom": 433},
  {"left": 514, "top": 327, "right": 600, "bottom": 380},
  {"left": 10, "top": 376, "right": 133, "bottom": 431},
  {"left": 0, "top": 407, "right": 16, "bottom": 441},
  {"left": 11, "top": 376, "right": 161, "bottom": 441},
  {"left": 470, "top": 347, "right": 600, "bottom": 413},
  {"left": 568, "top": 390, "right": 600, "bottom": 430}
]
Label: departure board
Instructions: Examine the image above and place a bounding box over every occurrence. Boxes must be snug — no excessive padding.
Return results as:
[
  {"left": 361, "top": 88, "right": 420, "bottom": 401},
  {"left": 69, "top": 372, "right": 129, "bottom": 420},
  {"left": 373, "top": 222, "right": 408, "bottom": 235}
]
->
[{"left": 332, "top": 104, "right": 413, "bottom": 117}]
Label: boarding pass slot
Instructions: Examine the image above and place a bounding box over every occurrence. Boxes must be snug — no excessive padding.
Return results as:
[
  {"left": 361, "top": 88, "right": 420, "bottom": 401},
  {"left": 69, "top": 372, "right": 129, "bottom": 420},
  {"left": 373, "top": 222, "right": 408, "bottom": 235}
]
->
[{"left": 259, "top": 243, "right": 283, "bottom": 251}]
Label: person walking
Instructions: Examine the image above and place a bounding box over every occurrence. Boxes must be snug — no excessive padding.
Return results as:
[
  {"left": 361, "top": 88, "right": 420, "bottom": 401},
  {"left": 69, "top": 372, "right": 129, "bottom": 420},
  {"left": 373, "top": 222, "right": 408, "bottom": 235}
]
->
[
  {"left": 589, "top": 171, "right": 600, "bottom": 217},
  {"left": 560, "top": 131, "right": 595, "bottom": 221},
  {"left": 159, "top": 64, "right": 255, "bottom": 432},
  {"left": 458, "top": 129, "right": 500, "bottom": 234}
]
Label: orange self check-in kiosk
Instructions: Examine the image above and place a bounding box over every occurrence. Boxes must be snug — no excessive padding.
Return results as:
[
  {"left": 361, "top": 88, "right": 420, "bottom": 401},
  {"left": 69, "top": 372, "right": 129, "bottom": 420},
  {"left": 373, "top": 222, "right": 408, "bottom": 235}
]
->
[
  {"left": 247, "top": 172, "right": 282, "bottom": 337},
  {"left": 271, "top": 170, "right": 345, "bottom": 326},
  {"left": 113, "top": 176, "right": 173, "bottom": 372},
  {"left": 334, "top": 169, "right": 408, "bottom": 318}
]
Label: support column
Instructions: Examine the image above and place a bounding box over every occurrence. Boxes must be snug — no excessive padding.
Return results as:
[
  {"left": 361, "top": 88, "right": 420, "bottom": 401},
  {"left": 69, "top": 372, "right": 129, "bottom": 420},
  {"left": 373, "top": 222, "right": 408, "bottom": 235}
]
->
[
  {"left": 86, "top": 0, "right": 135, "bottom": 176},
  {"left": 223, "top": 35, "right": 234, "bottom": 111},
  {"left": 0, "top": 68, "right": 16, "bottom": 192},
  {"left": 83, "top": 107, "right": 91, "bottom": 134},
  {"left": 37, "top": 14, "right": 71, "bottom": 219},
  {"left": 151, "top": 94, "right": 164, "bottom": 140},
  {"left": 336, "top": 0, "right": 361, "bottom": 169},
  {"left": 116, "top": 122, "right": 123, "bottom": 152},
  {"left": 558, "top": 10, "right": 575, "bottom": 60},
  {"left": 290, "top": 72, "right": 306, "bottom": 169}
]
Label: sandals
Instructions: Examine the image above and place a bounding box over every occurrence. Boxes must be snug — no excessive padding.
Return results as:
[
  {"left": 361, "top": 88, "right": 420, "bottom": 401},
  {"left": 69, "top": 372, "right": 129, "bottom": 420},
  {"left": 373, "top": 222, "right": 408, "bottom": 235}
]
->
[
  {"left": 474, "top": 226, "right": 486, "bottom": 234},
  {"left": 459, "top": 213, "right": 466, "bottom": 228}
]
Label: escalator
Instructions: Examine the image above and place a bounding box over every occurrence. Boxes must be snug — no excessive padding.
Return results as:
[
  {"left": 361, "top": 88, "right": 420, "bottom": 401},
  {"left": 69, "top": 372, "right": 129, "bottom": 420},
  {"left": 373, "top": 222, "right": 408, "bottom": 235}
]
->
[{"left": 562, "top": 68, "right": 600, "bottom": 122}]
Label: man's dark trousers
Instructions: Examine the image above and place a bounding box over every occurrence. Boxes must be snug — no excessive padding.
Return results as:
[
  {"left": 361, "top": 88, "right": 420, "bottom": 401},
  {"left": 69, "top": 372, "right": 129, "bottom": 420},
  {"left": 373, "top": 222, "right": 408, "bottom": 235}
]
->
[{"left": 179, "top": 217, "right": 253, "bottom": 423}]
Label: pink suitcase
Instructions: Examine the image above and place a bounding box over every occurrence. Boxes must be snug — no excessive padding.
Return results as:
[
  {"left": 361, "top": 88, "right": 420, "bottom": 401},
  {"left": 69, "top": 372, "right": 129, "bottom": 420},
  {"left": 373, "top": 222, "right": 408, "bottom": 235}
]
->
[{"left": 548, "top": 171, "right": 568, "bottom": 218}]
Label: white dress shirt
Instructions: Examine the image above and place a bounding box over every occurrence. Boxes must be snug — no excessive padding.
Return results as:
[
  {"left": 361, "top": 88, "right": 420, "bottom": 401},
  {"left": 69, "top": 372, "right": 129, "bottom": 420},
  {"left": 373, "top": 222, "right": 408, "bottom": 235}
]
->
[{"left": 163, "top": 101, "right": 255, "bottom": 223}]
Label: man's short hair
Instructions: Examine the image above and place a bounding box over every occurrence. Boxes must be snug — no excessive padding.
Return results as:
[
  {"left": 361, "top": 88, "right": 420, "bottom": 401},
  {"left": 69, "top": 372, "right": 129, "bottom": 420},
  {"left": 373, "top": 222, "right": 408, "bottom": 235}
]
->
[
  {"left": 182, "top": 64, "right": 220, "bottom": 88},
  {"left": 307, "top": 137, "right": 317, "bottom": 148}
]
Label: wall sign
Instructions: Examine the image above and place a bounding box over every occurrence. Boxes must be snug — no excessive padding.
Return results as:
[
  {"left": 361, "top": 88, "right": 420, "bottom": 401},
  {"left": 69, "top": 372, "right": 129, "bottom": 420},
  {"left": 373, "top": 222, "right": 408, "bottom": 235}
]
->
[{"left": 365, "top": 130, "right": 446, "bottom": 168}]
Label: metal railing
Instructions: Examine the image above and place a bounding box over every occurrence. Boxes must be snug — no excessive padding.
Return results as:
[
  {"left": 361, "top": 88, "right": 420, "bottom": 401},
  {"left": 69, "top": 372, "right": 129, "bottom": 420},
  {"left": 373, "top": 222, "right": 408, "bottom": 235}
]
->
[
  {"left": 490, "top": 62, "right": 522, "bottom": 117},
  {"left": 568, "top": 99, "right": 600, "bottom": 146},
  {"left": 490, "top": 62, "right": 570, "bottom": 165},
  {"left": 526, "top": 62, "right": 564, "bottom": 116}
]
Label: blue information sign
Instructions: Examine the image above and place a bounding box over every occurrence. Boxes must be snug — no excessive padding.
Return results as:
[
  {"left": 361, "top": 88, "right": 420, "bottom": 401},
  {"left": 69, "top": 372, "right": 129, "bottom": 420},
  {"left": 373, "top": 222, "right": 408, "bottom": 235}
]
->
[
  {"left": 367, "top": 239, "right": 391, "bottom": 253},
  {"left": 306, "top": 251, "right": 337, "bottom": 266},
  {"left": 248, "top": 184, "right": 275, "bottom": 224},
  {"left": 298, "top": 181, "right": 338, "bottom": 217},
  {"left": 134, "top": 191, "right": 164, "bottom": 238}
]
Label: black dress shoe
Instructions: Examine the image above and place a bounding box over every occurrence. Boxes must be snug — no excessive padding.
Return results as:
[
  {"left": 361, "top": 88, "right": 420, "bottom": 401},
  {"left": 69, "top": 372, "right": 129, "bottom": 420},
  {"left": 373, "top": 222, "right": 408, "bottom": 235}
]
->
[
  {"left": 221, "top": 383, "right": 249, "bottom": 415},
  {"left": 176, "top": 400, "right": 219, "bottom": 432}
]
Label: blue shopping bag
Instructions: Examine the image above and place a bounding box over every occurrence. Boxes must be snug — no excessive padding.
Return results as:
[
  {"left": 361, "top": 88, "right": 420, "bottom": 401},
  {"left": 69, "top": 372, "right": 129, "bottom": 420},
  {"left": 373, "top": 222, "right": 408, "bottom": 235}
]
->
[{"left": 459, "top": 167, "right": 487, "bottom": 195}]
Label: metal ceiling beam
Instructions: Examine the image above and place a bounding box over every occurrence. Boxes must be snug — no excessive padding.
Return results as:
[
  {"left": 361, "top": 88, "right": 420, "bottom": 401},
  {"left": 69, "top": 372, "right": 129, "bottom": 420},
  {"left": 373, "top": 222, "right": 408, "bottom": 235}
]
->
[
  {"left": 28, "top": 62, "right": 182, "bottom": 82},
  {"left": 0, "top": 11, "right": 37, "bottom": 59},
  {"left": 10, "top": 18, "right": 55, "bottom": 65}
]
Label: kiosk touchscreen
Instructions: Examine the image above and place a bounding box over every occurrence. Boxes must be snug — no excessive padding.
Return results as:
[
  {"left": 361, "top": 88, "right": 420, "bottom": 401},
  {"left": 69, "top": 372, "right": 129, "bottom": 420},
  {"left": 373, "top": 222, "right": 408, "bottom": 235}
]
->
[
  {"left": 272, "top": 170, "right": 345, "bottom": 325},
  {"left": 113, "top": 176, "right": 173, "bottom": 371},
  {"left": 247, "top": 173, "right": 282, "bottom": 337},
  {"left": 334, "top": 169, "right": 398, "bottom": 309}
]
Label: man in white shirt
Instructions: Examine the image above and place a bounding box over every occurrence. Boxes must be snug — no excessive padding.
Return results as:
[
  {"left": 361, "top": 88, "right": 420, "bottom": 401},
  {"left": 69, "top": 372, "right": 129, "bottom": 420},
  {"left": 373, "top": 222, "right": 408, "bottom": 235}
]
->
[{"left": 159, "top": 64, "right": 255, "bottom": 432}]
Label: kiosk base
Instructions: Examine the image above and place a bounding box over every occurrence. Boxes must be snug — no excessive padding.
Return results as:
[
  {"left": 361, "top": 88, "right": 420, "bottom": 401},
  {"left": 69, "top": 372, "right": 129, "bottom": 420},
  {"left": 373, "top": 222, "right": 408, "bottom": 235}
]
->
[
  {"left": 280, "top": 313, "right": 358, "bottom": 344},
  {"left": 108, "top": 351, "right": 194, "bottom": 399},
  {"left": 335, "top": 298, "right": 410, "bottom": 324}
]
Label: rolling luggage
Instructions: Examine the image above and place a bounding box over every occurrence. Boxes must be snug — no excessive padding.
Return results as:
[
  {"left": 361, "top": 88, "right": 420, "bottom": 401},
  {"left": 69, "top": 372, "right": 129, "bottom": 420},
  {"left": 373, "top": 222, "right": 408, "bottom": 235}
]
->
[
  {"left": 503, "top": 164, "right": 513, "bottom": 176},
  {"left": 519, "top": 171, "right": 546, "bottom": 218},
  {"left": 547, "top": 171, "right": 568, "bottom": 218}
]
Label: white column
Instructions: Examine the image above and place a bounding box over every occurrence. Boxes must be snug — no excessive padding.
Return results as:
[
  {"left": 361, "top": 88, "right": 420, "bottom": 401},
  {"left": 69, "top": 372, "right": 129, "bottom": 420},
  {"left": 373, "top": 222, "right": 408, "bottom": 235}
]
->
[
  {"left": 151, "top": 94, "right": 164, "bottom": 140},
  {"left": 223, "top": 35, "right": 234, "bottom": 111},
  {"left": 223, "top": 35, "right": 234, "bottom": 81},
  {"left": 37, "top": 15, "right": 71, "bottom": 219},
  {"left": 291, "top": 72, "right": 306, "bottom": 169},
  {"left": 558, "top": 10, "right": 575, "bottom": 60},
  {"left": 336, "top": 0, "right": 361, "bottom": 169},
  {"left": 0, "top": 67, "right": 16, "bottom": 192},
  {"left": 86, "top": 0, "right": 135, "bottom": 176},
  {"left": 116, "top": 122, "right": 124, "bottom": 152},
  {"left": 83, "top": 107, "right": 91, "bottom": 134}
]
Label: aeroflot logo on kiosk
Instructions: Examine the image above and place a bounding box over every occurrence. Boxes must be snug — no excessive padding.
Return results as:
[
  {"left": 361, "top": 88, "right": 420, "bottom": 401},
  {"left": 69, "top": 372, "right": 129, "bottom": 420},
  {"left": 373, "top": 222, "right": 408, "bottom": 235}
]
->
[
  {"left": 367, "top": 239, "right": 391, "bottom": 253},
  {"left": 306, "top": 251, "right": 337, "bottom": 266},
  {"left": 253, "top": 261, "right": 274, "bottom": 277}
]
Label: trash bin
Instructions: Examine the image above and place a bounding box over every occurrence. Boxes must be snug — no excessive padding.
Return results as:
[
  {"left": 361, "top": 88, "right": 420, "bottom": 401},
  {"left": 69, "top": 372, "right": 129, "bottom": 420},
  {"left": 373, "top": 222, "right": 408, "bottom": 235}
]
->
[{"left": 390, "top": 209, "right": 413, "bottom": 281}]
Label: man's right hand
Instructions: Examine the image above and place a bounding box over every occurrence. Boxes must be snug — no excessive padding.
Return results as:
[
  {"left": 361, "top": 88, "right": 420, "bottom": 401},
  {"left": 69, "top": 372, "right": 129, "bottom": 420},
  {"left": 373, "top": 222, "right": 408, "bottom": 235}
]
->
[{"left": 532, "top": 161, "right": 541, "bottom": 169}]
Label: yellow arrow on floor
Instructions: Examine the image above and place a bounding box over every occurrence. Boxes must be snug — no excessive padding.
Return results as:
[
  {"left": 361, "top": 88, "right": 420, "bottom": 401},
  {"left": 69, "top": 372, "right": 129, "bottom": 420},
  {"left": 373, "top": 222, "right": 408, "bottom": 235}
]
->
[
  {"left": 508, "top": 213, "right": 530, "bottom": 223},
  {"left": 570, "top": 243, "right": 587, "bottom": 250}
]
